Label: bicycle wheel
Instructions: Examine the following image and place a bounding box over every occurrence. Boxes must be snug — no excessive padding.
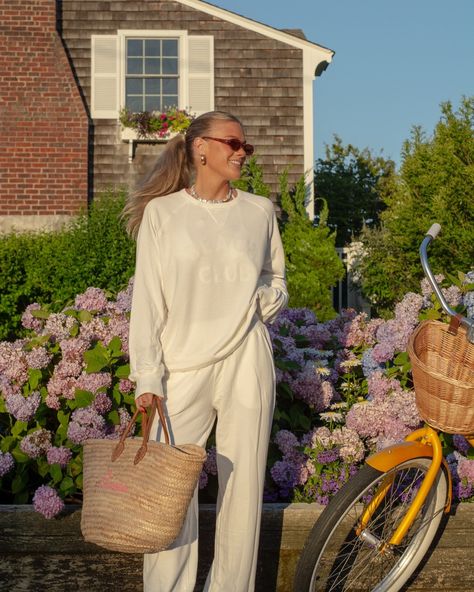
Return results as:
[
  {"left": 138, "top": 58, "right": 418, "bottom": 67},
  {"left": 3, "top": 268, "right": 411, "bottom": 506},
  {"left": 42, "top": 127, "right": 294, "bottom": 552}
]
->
[{"left": 294, "top": 458, "right": 449, "bottom": 592}]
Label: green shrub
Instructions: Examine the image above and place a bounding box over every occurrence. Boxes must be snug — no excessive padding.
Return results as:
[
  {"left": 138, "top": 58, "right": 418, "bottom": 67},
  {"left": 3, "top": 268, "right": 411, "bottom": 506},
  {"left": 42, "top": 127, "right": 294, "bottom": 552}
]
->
[
  {"left": 0, "top": 190, "right": 135, "bottom": 340},
  {"left": 236, "top": 158, "right": 345, "bottom": 320}
]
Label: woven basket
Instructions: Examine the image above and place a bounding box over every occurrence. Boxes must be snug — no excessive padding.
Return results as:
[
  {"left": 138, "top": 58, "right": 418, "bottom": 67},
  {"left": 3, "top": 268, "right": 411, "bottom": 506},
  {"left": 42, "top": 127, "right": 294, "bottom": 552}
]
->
[
  {"left": 81, "top": 398, "right": 206, "bottom": 554},
  {"left": 407, "top": 320, "right": 474, "bottom": 434}
]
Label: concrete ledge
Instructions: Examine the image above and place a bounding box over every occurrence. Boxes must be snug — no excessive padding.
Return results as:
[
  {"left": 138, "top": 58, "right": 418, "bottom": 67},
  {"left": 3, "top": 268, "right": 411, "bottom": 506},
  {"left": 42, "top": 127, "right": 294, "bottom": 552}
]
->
[{"left": 0, "top": 503, "right": 472, "bottom": 591}]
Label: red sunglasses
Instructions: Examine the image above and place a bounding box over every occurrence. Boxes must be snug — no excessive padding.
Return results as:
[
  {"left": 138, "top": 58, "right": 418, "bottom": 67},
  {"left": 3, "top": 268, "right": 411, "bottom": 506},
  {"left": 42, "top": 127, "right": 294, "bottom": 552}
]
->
[{"left": 202, "top": 136, "right": 254, "bottom": 156}]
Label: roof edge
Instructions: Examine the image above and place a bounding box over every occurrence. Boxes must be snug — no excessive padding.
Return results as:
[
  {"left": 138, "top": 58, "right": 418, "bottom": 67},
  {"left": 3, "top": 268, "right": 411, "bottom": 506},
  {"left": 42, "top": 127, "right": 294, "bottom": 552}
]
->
[{"left": 176, "top": 0, "right": 335, "bottom": 61}]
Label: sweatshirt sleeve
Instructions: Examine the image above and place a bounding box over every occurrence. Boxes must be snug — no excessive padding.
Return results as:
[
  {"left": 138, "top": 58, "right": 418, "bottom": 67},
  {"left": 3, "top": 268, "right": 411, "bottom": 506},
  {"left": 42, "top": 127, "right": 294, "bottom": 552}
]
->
[
  {"left": 128, "top": 204, "right": 167, "bottom": 399},
  {"left": 256, "top": 210, "right": 288, "bottom": 323}
]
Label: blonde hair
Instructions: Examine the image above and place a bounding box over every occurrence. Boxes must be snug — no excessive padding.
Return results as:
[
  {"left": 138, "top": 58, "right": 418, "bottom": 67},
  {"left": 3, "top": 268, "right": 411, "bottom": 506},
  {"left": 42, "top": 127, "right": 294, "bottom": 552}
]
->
[{"left": 123, "top": 110, "right": 243, "bottom": 238}]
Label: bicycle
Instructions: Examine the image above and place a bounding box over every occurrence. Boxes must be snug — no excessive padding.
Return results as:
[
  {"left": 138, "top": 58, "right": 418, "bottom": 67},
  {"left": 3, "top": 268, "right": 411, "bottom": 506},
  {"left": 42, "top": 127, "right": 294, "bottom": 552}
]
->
[{"left": 293, "top": 223, "right": 474, "bottom": 591}]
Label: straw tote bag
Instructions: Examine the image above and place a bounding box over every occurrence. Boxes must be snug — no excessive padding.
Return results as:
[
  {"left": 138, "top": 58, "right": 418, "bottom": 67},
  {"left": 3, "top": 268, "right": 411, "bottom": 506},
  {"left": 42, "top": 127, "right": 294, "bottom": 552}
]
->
[{"left": 81, "top": 396, "right": 206, "bottom": 553}]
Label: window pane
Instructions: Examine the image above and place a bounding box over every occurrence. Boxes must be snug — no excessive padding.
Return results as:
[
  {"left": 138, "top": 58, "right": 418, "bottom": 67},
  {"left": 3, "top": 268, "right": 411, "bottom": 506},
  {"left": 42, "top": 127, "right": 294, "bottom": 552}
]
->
[
  {"left": 145, "top": 78, "right": 161, "bottom": 95},
  {"left": 127, "top": 39, "right": 143, "bottom": 57},
  {"left": 145, "top": 39, "right": 161, "bottom": 57},
  {"left": 127, "top": 58, "right": 143, "bottom": 75},
  {"left": 162, "top": 58, "right": 178, "bottom": 75},
  {"left": 126, "top": 95, "right": 144, "bottom": 112},
  {"left": 145, "top": 96, "right": 162, "bottom": 112},
  {"left": 162, "top": 39, "right": 178, "bottom": 57},
  {"left": 126, "top": 78, "right": 143, "bottom": 95},
  {"left": 162, "top": 95, "right": 178, "bottom": 110},
  {"left": 162, "top": 78, "right": 178, "bottom": 94},
  {"left": 145, "top": 58, "right": 161, "bottom": 75}
]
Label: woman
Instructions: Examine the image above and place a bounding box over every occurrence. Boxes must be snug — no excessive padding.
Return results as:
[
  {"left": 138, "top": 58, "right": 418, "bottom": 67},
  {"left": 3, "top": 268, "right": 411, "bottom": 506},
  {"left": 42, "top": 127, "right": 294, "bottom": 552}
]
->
[{"left": 124, "top": 111, "right": 288, "bottom": 592}]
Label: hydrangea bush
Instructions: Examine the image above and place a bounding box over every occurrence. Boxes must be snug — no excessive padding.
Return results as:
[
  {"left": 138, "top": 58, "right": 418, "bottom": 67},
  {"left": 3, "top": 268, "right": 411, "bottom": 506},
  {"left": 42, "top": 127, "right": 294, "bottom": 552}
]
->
[{"left": 1, "top": 275, "right": 473, "bottom": 518}]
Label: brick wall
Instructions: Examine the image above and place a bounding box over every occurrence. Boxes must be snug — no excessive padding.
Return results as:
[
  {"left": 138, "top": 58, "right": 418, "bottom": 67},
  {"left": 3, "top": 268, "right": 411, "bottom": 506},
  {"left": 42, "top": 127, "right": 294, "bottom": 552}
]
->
[
  {"left": 0, "top": 0, "right": 89, "bottom": 227},
  {"left": 61, "top": 0, "right": 304, "bottom": 199}
]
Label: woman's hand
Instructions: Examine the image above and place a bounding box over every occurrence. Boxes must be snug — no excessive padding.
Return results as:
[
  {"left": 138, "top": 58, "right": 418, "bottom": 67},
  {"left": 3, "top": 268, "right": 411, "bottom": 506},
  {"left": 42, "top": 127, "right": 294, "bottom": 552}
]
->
[{"left": 136, "top": 392, "right": 156, "bottom": 413}]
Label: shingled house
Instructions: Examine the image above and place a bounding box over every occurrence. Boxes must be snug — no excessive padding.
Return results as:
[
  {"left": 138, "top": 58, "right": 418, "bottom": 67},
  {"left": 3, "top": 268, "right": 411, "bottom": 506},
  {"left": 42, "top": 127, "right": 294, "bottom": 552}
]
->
[{"left": 0, "top": 0, "right": 333, "bottom": 232}]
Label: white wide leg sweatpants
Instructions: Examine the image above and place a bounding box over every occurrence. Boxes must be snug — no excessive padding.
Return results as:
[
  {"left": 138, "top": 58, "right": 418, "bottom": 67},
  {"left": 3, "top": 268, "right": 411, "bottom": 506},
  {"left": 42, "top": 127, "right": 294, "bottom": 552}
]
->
[{"left": 143, "top": 321, "right": 276, "bottom": 592}]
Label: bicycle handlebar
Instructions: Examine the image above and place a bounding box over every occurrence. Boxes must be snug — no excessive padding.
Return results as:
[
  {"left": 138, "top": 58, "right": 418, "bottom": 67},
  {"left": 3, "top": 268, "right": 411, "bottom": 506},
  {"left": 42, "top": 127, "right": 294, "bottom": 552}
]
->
[{"left": 420, "top": 224, "right": 474, "bottom": 342}]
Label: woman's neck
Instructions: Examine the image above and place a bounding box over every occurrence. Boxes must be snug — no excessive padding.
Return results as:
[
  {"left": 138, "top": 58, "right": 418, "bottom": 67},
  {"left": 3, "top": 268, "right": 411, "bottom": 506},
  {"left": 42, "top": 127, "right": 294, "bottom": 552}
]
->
[{"left": 193, "top": 177, "right": 231, "bottom": 201}]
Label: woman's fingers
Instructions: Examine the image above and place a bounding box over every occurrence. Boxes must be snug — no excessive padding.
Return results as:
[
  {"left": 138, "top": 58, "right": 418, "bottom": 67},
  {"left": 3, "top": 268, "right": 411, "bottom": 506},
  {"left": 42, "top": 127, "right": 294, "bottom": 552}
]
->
[{"left": 136, "top": 392, "right": 154, "bottom": 410}]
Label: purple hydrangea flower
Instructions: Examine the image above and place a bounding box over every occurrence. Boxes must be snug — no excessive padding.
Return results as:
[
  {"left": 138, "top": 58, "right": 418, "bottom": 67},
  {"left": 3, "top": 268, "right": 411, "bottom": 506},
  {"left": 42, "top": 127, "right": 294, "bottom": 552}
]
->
[
  {"left": 46, "top": 446, "right": 72, "bottom": 467},
  {"left": 0, "top": 451, "right": 15, "bottom": 477},
  {"left": 67, "top": 407, "right": 106, "bottom": 444},
  {"left": 32, "top": 485, "right": 65, "bottom": 519}
]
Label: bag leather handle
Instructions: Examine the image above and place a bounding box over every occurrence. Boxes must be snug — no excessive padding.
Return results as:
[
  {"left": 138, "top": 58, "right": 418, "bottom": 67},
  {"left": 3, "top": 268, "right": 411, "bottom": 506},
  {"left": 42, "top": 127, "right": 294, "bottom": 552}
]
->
[{"left": 111, "top": 396, "right": 170, "bottom": 465}]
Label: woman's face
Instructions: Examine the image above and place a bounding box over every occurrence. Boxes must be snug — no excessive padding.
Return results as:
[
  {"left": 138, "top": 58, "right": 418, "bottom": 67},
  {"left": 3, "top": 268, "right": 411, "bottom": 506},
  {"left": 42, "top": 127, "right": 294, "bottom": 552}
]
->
[{"left": 196, "top": 120, "right": 249, "bottom": 182}]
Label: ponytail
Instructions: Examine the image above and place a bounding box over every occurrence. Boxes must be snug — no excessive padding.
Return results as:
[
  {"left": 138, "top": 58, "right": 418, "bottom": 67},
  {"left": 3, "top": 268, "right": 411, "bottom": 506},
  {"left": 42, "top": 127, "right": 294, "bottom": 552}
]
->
[
  {"left": 122, "top": 110, "right": 244, "bottom": 238},
  {"left": 123, "top": 134, "right": 190, "bottom": 238}
]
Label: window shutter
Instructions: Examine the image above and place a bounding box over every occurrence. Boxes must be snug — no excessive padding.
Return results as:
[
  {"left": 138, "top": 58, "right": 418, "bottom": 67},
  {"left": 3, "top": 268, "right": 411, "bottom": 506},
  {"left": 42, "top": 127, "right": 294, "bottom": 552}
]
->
[
  {"left": 91, "top": 36, "right": 119, "bottom": 119},
  {"left": 187, "top": 36, "right": 214, "bottom": 115}
]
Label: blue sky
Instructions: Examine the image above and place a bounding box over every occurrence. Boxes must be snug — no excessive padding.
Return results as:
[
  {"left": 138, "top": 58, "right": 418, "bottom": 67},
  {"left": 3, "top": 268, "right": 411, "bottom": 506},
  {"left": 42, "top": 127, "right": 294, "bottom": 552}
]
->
[{"left": 210, "top": 0, "right": 474, "bottom": 167}]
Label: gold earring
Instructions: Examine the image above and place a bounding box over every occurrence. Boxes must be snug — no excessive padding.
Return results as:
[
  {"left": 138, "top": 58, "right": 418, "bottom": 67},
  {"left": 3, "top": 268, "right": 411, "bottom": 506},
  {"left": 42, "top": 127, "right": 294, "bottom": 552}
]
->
[{"left": 200, "top": 154, "right": 207, "bottom": 165}]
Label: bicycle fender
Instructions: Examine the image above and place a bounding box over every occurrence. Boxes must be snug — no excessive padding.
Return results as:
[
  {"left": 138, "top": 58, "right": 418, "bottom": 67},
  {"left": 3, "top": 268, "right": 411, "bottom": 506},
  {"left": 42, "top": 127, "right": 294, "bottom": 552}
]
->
[
  {"left": 366, "top": 441, "right": 452, "bottom": 511},
  {"left": 366, "top": 441, "right": 434, "bottom": 471}
]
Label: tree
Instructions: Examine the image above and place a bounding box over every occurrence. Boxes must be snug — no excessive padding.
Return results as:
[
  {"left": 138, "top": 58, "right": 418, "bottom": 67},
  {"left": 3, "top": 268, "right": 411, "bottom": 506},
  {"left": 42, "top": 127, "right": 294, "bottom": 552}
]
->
[
  {"left": 279, "top": 173, "right": 345, "bottom": 320},
  {"left": 314, "top": 136, "right": 396, "bottom": 246},
  {"left": 358, "top": 97, "right": 474, "bottom": 315}
]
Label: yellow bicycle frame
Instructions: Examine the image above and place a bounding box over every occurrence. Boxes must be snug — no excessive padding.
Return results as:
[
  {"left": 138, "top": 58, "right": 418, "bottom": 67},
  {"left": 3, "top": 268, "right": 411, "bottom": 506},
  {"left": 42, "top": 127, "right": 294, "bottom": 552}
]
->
[{"left": 362, "top": 427, "right": 452, "bottom": 546}]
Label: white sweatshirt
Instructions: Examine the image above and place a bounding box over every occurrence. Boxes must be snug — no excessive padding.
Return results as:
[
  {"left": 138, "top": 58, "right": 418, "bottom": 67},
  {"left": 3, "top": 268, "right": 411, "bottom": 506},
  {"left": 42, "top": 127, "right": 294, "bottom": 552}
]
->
[{"left": 128, "top": 188, "right": 288, "bottom": 398}]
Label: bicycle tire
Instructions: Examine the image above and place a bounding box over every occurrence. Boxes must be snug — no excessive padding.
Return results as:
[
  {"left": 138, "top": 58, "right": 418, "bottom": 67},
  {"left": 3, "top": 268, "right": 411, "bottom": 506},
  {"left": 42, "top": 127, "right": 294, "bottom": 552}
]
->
[{"left": 294, "top": 458, "right": 449, "bottom": 592}]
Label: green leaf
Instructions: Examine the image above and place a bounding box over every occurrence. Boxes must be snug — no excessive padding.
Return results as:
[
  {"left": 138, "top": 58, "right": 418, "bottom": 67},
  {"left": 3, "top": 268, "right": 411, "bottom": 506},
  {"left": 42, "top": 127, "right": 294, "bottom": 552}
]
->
[
  {"left": 84, "top": 343, "right": 109, "bottom": 373},
  {"left": 108, "top": 336, "right": 122, "bottom": 354},
  {"left": 11, "top": 447, "right": 30, "bottom": 463},
  {"left": 112, "top": 387, "right": 122, "bottom": 405},
  {"left": 50, "top": 463, "right": 63, "bottom": 484},
  {"left": 59, "top": 476, "right": 75, "bottom": 495},
  {"left": 0, "top": 436, "right": 15, "bottom": 452},
  {"left": 13, "top": 491, "right": 29, "bottom": 504},
  {"left": 299, "top": 414, "right": 311, "bottom": 431},
  {"left": 31, "top": 309, "right": 50, "bottom": 320},
  {"left": 11, "top": 421, "right": 28, "bottom": 438},
  {"left": 57, "top": 410, "right": 70, "bottom": 427},
  {"left": 28, "top": 368, "right": 43, "bottom": 390},
  {"left": 56, "top": 424, "right": 68, "bottom": 444},
  {"left": 393, "top": 351, "right": 409, "bottom": 365},
  {"left": 37, "top": 459, "right": 50, "bottom": 478},
  {"left": 12, "top": 472, "right": 28, "bottom": 494},
  {"left": 78, "top": 310, "right": 93, "bottom": 323},
  {"left": 115, "top": 363, "right": 130, "bottom": 379},
  {"left": 74, "top": 390, "right": 95, "bottom": 408},
  {"left": 108, "top": 410, "right": 120, "bottom": 425},
  {"left": 75, "top": 474, "right": 83, "bottom": 489}
]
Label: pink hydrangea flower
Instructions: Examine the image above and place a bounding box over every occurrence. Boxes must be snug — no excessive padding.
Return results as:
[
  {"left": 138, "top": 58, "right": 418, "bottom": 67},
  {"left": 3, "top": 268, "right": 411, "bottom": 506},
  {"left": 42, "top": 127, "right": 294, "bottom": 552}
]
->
[
  {"left": 74, "top": 287, "right": 109, "bottom": 312},
  {"left": 21, "top": 303, "right": 44, "bottom": 332},
  {"left": 20, "top": 429, "right": 52, "bottom": 458}
]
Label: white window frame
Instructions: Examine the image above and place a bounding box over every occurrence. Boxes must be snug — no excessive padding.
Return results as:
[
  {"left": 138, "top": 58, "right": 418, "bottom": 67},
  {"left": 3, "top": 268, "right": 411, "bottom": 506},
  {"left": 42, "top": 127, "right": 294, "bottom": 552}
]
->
[{"left": 118, "top": 30, "right": 189, "bottom": 113}]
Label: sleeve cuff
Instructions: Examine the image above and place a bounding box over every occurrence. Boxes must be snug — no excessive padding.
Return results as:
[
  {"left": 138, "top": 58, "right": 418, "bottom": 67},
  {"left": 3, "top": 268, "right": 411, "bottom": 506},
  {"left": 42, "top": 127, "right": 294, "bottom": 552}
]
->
[{"left": 132, "top": 372, "right": 164, "bottom": 399}]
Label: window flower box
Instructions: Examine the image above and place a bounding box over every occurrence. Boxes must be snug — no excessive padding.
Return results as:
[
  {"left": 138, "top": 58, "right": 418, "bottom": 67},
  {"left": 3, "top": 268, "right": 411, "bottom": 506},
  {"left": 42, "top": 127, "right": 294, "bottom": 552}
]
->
[{"left": 119, "top": 107, "right": 193, "bottom": 162}]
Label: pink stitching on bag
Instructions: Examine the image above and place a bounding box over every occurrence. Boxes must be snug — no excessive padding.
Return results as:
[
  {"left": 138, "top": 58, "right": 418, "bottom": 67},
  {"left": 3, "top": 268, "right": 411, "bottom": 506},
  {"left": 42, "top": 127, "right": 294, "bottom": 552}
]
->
[{"left": 99, "top": 469, "right": 129, "bottom": 494}]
